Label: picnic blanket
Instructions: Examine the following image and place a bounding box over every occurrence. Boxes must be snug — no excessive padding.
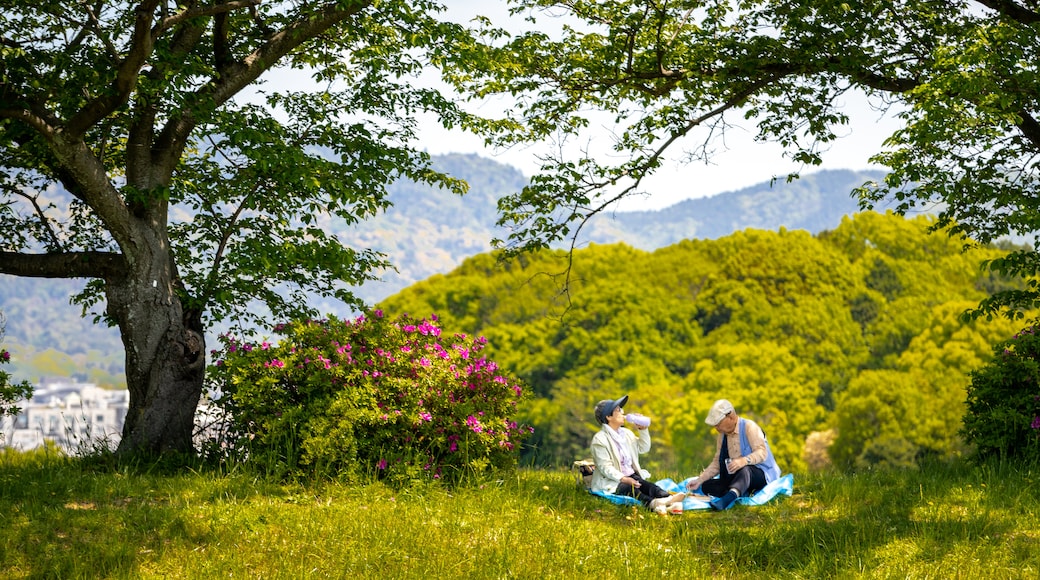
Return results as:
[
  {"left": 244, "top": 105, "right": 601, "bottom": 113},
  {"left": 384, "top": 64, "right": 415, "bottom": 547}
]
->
[{"left": 590, "top": 473, "right": 794, "bottom": 511}]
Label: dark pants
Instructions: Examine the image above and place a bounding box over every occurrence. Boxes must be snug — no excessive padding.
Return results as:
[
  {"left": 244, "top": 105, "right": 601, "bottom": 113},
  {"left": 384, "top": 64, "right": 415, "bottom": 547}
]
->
[
  {"left": 615, "top": 472, "right": 672, "bottom": 507},
  {"left": 701, "top": 464, "right": 766, "bottom": 498}
]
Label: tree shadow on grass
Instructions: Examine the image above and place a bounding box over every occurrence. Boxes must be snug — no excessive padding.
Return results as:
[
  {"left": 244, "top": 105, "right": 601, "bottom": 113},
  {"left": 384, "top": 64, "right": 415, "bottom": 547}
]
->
[{"left": 0, "top": 455, "right": 281, "bottom": 578}]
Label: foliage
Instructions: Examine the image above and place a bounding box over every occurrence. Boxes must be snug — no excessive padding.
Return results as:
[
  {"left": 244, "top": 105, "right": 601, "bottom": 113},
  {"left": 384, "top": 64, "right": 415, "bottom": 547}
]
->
[
  {"left": 379, "top": 212, "right": 1027, "bottom": 472},
  {"left": 831, "top": 301, "right": 1022, "bottom": 470},
  {"left": 206, "top": 311, "right": 532, "bottom": 485},
  {"left": 0, "top": 0, "right": 484, "bottom": 454},
  {"left": 2, "top": 450, "right": 1039, "bottom": 578},
  {"left": 451, "top": 0, "right": 1040, "bottom": 322},
  {"left": 962, "top": 325, "right": 1040, "bottom": 461},
  {"left": 0, "top": 349, "right": 32, "bottom": 421},
  {"left": 0, "top": 314, "right": 33, "bottom": 422}
]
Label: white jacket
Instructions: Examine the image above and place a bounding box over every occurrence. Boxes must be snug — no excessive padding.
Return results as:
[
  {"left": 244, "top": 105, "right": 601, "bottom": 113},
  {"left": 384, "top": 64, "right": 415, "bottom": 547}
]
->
[{"left": 589, "top": 424, "right": 652, "bottom": 493}]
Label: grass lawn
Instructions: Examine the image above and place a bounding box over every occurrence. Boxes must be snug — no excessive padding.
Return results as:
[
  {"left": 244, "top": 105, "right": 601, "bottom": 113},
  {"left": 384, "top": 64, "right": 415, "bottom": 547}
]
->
[{"left": 1, "top": 448, "right": 1037, "bottom": 579}]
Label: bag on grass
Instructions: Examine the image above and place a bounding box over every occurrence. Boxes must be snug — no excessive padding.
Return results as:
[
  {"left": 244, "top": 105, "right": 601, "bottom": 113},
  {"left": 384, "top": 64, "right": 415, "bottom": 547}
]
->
[{"left": 572, "top": 459, "right": 595, "bottom": 490}]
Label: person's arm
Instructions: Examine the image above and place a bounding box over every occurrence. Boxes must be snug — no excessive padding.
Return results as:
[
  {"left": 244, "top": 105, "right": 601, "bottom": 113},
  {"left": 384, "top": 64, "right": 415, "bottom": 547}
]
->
[
  {"left": 736, "top": 420, "right": 769, "bottom": 469},
  {"left": 633, "top": 425, "right": 651, "bottom": 454}
]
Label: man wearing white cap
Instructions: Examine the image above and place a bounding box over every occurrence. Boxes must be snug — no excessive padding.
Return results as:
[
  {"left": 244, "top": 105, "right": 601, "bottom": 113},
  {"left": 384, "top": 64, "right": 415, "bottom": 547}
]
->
[
  {"left": 685, "top": 399, "right": 781, "bottom": 511},
  {"left": 589, "top": 395, "right": 686, "bottom": 514}
]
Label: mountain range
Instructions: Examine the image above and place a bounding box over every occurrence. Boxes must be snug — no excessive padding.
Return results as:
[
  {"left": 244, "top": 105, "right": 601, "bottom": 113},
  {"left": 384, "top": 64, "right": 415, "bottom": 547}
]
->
[{"left": 0, "top": 153, "right": 885, "bottom": 374}]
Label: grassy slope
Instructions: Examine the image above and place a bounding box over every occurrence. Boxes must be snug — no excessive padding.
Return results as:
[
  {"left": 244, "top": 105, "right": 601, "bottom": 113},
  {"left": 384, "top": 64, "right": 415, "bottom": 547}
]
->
[{"left": 1, "top": 450, "right": 1037, "bottom": 579}]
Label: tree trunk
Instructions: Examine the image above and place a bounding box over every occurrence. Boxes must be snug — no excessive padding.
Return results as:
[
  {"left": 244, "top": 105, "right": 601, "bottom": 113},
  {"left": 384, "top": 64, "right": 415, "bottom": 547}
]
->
[{"left": 107, "top": 231, "right": 206, "bottom": 456}]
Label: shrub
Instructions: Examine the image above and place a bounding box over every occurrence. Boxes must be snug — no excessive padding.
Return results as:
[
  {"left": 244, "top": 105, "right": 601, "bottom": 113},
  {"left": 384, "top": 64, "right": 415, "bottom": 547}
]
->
[
  {"left": 962, "top": 325, "right": 1040, "bottom": 462},
  {"left": 1, "top": 315, "right": 34, "bottom": 427},
  {"left": 206, "top": 311, "right": 533, "bottom": 484}
]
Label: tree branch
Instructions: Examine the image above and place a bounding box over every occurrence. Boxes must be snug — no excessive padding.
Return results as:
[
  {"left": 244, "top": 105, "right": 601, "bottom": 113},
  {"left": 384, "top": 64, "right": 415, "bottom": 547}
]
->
[
  {"left": 974, "top": 0, "right": 1040, "bottom": 25},
  {"left": 64, "top": 0, "right": 163, "bottom": 137},
  {"left": 0, "top": 251, "right": 125, "bottom": 280},
  {"left": 151, "top": 0, "right": 375, "bottom": 176},
  {"left": 1016, "top": 108, "right": 1040, "bottom": 148}
]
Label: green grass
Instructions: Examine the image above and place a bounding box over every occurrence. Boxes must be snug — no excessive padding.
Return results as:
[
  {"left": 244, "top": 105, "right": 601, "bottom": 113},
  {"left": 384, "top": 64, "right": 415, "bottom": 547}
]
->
[{"left": 1, "top": 448, "right": 1037, "bottom": 579}]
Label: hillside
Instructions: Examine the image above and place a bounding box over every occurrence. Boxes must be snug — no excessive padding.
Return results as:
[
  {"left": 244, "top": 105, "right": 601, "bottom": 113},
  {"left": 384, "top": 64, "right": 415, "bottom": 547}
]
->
[
  {"left": 376, "top": 211, "right": 1025, "bottom": 473},
  {"left": 1, "top": 153, "right": 885, "bottom": 381},
  {"left": 581, "top": 168, "right": 886, "bottom": 249}
]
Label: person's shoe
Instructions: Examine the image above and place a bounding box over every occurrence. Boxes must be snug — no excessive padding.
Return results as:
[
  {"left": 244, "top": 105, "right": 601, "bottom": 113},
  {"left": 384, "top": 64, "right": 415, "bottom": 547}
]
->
[
  {"left": 710, "top": 490, "right": 738, "bottom": 511},
  {"left": 665, "top": 492, "right": 686, "bottom": 506},
  {"left": 649, "top": 498, "right": 668, "bottom": 514},
  {"left": 667, "top": 502, "right": 684, "bottom": 515}
]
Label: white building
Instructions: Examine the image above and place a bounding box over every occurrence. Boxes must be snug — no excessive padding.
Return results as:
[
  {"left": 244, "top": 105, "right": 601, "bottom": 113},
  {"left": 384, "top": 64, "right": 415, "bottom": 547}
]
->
[{"left": 0, "top": 378, "right": 129, "bottom": 454}]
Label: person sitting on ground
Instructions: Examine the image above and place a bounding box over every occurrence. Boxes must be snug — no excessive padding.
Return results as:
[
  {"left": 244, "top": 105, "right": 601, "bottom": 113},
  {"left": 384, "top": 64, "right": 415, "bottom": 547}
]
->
[
  {"left": 685, "top": 399, "right": 781, "bottom": 511},
  {"left": 589, "top": 395, "right": 686, "bottom": 514}
]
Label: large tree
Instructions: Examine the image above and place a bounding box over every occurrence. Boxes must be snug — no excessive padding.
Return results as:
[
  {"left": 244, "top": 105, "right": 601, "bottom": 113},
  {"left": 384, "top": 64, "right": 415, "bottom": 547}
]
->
[
  {"left": 454, "top": 0, "right": 1040, "bottom": 319},
  {"left": 0, "top": 0, "right": 476, "bottom": 455}
]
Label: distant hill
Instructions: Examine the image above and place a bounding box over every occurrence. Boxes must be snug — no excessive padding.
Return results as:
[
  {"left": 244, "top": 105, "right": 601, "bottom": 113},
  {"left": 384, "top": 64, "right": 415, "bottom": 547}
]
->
[
  {"left": 0, "top": 153, "right": 884, "bottom": 380},
  {"left": 581, "top": 168, "right": 887, "bottom": 249}
]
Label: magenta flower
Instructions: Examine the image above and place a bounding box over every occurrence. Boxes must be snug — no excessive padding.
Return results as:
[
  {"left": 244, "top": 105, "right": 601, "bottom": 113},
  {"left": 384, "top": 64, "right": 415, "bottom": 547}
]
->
[
  {"left": 419, "top": 412, "right": 432, "bottom": 422},
  {"left": 1032, "top": 416, "right": 1040, "bottom": 430},
  {"left": 377, "top": 459, "right": 387, "bottom": 470}
]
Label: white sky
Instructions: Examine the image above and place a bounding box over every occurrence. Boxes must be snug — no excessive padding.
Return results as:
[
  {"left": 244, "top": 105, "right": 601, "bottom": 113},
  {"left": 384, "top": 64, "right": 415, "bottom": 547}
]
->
[
  {"left": 420, "top": 1, "right": 904, "bottom": 211},
  {"left": 256, "top": 1, "right": 905, "bottom": 211}
]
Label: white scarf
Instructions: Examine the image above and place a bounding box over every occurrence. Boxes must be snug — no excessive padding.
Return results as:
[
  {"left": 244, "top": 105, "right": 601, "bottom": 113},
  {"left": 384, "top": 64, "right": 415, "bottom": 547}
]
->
[{"left": 606, "top": 425, "right": 634, "bottom": 475}]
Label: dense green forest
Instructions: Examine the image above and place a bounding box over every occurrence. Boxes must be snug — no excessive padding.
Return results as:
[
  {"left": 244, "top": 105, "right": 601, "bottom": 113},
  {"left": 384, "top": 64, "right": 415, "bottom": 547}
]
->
[
  {"left": 377, "top": 211, "right": 1028, "bottom": 476},
  {"left": 0, "top": 157, "right": 880, "bottom": 387}
]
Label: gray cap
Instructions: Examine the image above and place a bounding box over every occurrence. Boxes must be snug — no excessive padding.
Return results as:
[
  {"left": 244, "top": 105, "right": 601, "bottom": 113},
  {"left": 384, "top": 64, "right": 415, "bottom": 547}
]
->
[{"left": 705, "top": 399, "right": 735, "bottom": 426}]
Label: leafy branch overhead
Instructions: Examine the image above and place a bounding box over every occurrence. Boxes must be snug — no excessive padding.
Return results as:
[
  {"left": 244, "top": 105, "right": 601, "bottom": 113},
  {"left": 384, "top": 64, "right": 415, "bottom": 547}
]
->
[
  {"left": 453, "top": 0, "right": 1040, "bottom": 319},
  {"left": 0, "top": 0, "right": 483, "bottom": 455}
]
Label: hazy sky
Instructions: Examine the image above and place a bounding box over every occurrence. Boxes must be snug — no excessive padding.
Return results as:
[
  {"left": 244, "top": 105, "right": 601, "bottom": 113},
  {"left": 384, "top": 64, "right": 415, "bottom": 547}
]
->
[
  {"left": 256, "top": 1, "right": 904, "bottom": 211},
  {"left": 420, "top": 1, "right": 904, "bottom": 210}
]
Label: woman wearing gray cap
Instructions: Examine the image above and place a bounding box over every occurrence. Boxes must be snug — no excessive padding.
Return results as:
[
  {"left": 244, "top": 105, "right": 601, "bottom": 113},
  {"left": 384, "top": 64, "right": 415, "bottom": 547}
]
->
[
  {"left": 685, "top": 399, "right": 781, "bottom": 511},
  {"left": 589, "top": 395, "right": 686, "bottom": 514}
]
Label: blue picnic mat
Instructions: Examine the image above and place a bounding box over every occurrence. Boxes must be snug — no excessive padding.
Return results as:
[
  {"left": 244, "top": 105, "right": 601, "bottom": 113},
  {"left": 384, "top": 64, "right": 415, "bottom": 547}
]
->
[{"left": 591, "top": 473, "right": 794, "bottom": 510}]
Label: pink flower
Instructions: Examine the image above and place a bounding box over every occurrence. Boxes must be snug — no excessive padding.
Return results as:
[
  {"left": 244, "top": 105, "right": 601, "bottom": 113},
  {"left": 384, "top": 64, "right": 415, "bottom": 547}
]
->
[{"left": 377, "top": 459, "right": 387, "bottom": 470}]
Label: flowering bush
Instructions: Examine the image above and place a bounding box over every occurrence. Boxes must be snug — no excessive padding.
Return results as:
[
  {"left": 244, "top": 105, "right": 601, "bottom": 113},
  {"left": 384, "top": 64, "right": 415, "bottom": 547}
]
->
[
  {"left": 206, "top": 311, "right": 532, "bottom": 484},
  {"left": 962, "top": 325, "right": 1040, "bottom": 461},
  {"left": 1, "top": 320, "right": 34, "bottom": 422}
]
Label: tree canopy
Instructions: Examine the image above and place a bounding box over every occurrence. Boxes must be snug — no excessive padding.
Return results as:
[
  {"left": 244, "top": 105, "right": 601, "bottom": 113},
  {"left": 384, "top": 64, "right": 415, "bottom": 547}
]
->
[
  {"left": 452, "top": 0, "right": 1040, "bottom": 320},
  {"left": 0, "top": 0, "right": 479, "bottom": 455}
]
